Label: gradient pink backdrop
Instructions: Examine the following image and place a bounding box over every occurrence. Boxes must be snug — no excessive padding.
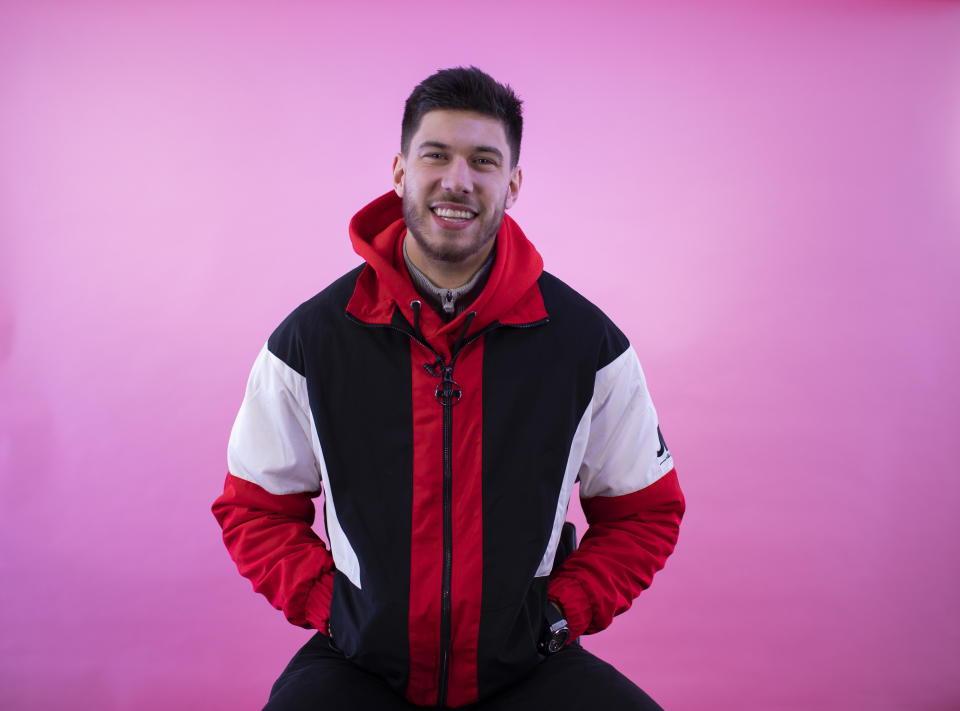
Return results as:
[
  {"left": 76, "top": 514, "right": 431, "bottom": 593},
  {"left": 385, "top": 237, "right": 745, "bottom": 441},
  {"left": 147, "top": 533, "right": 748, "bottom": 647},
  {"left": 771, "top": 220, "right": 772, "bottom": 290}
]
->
[{"left": 2, "top": 2, "right": 958, "bottom": 709}]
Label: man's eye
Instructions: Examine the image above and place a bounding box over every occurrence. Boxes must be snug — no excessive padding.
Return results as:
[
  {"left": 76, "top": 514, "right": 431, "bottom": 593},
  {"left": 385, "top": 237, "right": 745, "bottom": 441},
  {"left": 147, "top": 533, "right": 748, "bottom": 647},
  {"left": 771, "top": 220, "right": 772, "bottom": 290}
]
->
[
  {"left": 475, "top": 158, "right": 496, "bottom": 166},
  {"left": 424, "top": 153, "right": 445, "bottom": 160}
]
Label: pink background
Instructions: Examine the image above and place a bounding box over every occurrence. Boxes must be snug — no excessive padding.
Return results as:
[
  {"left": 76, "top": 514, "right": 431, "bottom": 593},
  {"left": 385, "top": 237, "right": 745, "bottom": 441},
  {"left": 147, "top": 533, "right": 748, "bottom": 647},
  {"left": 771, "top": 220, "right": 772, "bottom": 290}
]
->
[{"left": 2, "top": 1, "right": 958, "bottom": 709}]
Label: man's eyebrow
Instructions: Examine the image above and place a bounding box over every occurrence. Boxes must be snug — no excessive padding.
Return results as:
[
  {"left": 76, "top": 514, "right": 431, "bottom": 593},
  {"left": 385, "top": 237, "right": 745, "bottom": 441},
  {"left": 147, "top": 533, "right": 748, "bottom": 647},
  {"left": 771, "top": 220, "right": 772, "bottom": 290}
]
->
[
  {"left": 418, "top": 141, "right": 450, "bottom": 152},
  {"left": 474, "top": 145, "right": 504, "bottom": 160}
]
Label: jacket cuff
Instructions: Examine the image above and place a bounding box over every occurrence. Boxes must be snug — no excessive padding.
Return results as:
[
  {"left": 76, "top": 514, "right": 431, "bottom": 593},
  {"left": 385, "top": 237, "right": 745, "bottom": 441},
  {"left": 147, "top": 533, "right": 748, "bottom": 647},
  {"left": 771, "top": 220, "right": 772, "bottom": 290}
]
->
[
  {"left": 547, "top": 576, "right": 592, "bottom": 642},
  {"left": 304, "top": 569, "right": 335, "bottom": 634}
]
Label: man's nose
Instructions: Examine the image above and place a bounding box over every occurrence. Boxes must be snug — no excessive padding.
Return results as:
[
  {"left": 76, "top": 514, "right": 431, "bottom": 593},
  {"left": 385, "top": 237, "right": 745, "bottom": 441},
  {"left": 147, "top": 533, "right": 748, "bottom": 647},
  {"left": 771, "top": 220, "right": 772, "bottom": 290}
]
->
[{"left": 440, "top": 156, "right": 473, "bottom": 193}]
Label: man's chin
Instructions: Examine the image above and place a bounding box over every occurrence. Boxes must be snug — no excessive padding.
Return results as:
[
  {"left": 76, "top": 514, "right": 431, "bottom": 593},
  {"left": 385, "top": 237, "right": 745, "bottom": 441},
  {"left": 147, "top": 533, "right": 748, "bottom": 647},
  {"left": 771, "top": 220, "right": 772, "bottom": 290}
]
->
[
  {"left": 408, "top": 229, "right": 480, "bottom": 262},
  {"left": 417, "top": 240, "right": 482, "bottom": 264},
  {"left": 431, "top": 249, "right": 481, "bottom": 264}
]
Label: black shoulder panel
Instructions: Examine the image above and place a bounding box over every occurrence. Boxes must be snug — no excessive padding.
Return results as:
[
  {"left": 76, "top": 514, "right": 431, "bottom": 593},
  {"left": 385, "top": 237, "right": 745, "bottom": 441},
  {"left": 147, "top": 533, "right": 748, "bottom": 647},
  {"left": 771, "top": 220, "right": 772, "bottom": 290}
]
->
[
  {"left": 266, "top": 264, "right": 366, "bottom": 376},
  {"left": 537, "top": 271, "right": 630, "bottom": 370}
]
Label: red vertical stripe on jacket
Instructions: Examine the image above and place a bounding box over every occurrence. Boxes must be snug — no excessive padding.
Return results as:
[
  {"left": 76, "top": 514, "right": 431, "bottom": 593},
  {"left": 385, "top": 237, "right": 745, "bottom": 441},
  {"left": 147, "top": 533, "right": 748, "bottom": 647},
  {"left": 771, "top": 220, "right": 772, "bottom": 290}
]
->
[
  {"left": 407, "top": 339, "right": 445, "bottom": 706},
  {"left": 446, "top": 338, "right": 484, "bottom": 708}
]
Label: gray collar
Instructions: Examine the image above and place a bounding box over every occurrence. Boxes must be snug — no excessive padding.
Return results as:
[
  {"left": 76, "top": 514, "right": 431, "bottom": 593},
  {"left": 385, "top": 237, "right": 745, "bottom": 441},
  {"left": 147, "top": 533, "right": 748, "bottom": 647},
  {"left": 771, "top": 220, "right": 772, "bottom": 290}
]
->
[{"left": 403, "top": 235, "right": 495, "bottom": 322}]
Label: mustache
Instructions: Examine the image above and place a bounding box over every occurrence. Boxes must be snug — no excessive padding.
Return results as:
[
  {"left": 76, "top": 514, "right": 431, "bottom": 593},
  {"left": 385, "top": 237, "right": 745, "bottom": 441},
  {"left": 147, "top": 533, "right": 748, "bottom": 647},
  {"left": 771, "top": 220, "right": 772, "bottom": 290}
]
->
[{"left": 429, "top": 194, "right": 480, "bottom": 211}]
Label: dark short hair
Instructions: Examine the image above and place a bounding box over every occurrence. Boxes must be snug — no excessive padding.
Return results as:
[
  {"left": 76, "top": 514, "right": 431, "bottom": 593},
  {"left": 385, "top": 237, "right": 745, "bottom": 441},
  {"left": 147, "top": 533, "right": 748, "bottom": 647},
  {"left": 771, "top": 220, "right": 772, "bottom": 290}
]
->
[{"left": 401, "top": 66, "right": 523, "bottom": 167}]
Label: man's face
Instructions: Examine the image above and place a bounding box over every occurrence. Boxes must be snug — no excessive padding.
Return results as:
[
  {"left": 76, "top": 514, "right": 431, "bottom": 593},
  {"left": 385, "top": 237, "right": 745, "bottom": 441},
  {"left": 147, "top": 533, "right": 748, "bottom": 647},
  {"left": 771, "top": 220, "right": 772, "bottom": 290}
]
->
[{"left": 393, "top": 110, "right": 521, "bottom": 266}]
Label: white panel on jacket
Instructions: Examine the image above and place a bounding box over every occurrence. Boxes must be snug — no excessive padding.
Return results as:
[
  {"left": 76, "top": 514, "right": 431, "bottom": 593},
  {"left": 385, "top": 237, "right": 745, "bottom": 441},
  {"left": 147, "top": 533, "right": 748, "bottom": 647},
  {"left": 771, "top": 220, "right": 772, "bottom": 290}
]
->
[
  {"left": 227, "top": 343, "right": 362, "bottom": 589},
  {"left": 310, "top": 408, "right": 361, "bottom": 589},
  {"left": 228, "top": 345, "right": 319, "bottom": 494},
  {"left": 577, "top": 345, "right": 673, "bottom": 498},
  {"left": 535, "top": 402, "right": 591, "bottom": 577}
]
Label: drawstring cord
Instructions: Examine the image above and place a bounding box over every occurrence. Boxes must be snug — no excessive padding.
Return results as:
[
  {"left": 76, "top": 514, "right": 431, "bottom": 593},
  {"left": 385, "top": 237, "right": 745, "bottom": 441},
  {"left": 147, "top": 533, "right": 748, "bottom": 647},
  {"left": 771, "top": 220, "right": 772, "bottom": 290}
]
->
[
  {"left": 419, "top": 310, "right": 478, "bottom": 398},
  {"left": 411, "top": 300, "right": 422, "bottom": 339},
  {"left": 452, "top": 311, "right": 477, "bottom": 357}
]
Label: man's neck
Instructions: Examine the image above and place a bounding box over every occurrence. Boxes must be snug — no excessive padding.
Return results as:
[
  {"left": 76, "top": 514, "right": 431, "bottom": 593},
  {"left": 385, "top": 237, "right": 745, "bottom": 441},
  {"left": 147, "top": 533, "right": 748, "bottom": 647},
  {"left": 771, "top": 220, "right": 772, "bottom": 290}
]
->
[{"left": 403, "top": 235, "right": 496, "bottom": 290}]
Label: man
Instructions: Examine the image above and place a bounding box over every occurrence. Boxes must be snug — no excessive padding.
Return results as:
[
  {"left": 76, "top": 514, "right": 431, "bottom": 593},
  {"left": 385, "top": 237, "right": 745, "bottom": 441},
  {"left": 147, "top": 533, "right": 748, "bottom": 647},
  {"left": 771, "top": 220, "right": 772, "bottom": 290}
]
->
[{"left": 213, "top": 67, "right": 684, "bottom": 710}]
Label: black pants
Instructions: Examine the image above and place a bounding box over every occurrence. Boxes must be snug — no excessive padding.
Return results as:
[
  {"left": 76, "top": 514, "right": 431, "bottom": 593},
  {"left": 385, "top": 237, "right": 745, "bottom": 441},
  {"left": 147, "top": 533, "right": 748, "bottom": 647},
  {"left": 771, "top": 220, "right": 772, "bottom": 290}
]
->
[{"left": 264, "top": 632, "right": 663, "bottom": 710}]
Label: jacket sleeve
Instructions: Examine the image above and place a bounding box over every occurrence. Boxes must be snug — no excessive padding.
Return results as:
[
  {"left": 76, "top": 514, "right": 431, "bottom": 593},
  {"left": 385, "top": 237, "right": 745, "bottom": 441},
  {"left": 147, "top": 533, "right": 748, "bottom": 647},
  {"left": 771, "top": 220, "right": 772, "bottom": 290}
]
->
[
  {"left": 547, "top": 344, "right": 685, "bottom": 641},
  {"left": 212, "top": 343, "right": 335, "bottom": 632}
]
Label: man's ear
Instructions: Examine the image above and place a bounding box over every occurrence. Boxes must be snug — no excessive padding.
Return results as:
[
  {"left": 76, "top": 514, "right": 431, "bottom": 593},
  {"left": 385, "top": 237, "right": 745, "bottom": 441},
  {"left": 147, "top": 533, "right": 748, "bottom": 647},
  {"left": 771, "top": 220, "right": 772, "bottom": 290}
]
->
[
  {"left": 392, "top": 153, "right": 405, "bottom": 197},
  {"left": 504, "top": 165, "right": 522, "bottom": 209}
]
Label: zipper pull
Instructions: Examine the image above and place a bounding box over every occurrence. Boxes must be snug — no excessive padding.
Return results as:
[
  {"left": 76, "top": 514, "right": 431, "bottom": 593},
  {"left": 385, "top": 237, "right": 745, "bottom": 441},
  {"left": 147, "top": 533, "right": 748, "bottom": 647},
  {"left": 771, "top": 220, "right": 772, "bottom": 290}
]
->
[
  {"left": 435, "top": 364, "right": 462, "bottom": 406},
  {"left": 442, "top": 290, "right": 456, "bottom": 315}
]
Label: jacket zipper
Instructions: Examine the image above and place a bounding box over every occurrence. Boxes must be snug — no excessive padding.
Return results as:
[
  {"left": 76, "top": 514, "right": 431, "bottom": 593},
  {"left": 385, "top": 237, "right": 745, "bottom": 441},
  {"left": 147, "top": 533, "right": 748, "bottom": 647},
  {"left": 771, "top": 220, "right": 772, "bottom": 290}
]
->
[{"left": 436, "top": 362, "right": 457, "bottom": 707}]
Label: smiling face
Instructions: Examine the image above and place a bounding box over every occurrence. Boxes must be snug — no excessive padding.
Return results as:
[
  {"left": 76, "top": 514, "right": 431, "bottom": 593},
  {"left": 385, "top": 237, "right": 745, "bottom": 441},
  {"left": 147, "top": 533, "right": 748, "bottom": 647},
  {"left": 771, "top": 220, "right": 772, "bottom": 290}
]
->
[{"left": 393, "top": 109, "right": 522, "bottom": 285}]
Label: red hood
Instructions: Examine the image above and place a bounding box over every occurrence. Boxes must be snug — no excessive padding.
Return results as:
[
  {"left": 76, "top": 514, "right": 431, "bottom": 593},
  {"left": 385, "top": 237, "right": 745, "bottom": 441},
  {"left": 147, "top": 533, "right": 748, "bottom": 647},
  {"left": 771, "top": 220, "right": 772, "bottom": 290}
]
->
[{"left": 346, "top": 191, "right": 547, "bottom": 357}]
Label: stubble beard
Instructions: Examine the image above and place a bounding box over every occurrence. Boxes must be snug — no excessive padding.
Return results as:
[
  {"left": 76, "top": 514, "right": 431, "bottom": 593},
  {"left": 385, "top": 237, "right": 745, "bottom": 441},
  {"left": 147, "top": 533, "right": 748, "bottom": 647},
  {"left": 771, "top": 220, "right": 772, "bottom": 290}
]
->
[{"left": 402, "top": 193, "right": 506, "bottom": 264}]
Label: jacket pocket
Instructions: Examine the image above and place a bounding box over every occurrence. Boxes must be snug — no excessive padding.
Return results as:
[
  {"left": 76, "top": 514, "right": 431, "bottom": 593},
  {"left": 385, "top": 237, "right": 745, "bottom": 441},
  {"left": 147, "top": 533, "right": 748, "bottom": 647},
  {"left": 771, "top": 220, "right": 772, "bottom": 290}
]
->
[{"left": 476, "top": 580, "right": 549, "bottom": 697}]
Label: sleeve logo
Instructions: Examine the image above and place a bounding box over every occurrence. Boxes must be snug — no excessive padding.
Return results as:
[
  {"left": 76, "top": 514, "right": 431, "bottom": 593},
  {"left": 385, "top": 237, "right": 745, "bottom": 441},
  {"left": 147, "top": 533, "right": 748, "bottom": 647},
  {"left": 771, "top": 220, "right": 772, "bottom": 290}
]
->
[{"left": 655, "top": 426, "right": 671, "bottom": 467}]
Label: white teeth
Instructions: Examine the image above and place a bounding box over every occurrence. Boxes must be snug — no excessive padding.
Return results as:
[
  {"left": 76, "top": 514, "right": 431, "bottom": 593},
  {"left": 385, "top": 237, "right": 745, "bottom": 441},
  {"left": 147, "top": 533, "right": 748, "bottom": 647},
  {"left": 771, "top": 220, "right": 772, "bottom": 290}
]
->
[{"left": 432, "top": 207, "right": 476, "bottom": 219}]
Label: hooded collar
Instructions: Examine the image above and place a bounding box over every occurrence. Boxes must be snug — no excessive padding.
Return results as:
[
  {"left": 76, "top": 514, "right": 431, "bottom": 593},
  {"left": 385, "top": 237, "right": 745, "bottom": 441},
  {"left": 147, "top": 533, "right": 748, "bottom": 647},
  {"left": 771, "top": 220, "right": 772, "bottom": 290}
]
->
[{"left": 346, "top": 191, "right": 548, "bottom": 357}]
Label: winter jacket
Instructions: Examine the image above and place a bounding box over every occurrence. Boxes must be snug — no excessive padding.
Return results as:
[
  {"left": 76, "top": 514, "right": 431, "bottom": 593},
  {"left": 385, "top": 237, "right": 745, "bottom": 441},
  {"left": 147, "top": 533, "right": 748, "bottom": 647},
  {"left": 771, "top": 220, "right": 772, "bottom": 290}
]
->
[{"left": 212, "top": 191, "right": 685, "bottom": 708}]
